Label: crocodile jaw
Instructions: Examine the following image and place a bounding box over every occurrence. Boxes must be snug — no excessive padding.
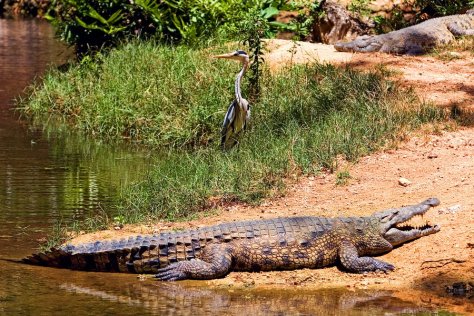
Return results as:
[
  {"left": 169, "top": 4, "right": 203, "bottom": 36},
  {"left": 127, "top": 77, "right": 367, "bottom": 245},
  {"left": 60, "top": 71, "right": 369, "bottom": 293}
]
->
[
  {"left": 383, "top": 223, "right": 440, "bottom": 246},
  {"left": 373, "top": 198, "right": 441, "bottom": 246}
]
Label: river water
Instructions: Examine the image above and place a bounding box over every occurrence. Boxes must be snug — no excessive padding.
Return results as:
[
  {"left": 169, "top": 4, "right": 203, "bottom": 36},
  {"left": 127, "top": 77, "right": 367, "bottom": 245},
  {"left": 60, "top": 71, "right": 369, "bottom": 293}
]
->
[{"left": 0, "top": 19, "right": 452, "bottom": 315}]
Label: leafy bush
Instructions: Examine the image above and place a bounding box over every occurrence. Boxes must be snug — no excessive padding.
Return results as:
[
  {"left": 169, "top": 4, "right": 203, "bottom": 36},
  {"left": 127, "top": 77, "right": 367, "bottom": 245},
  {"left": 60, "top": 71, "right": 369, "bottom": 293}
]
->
[
  {"left": 415, "top": 0, "right": 474, "bottom": 17},
  {"left": 45, "top": 0, "right": 242, "bottom": 53},
  {"left": 44, "top": 0, "right": 300, "bottom": 55}
]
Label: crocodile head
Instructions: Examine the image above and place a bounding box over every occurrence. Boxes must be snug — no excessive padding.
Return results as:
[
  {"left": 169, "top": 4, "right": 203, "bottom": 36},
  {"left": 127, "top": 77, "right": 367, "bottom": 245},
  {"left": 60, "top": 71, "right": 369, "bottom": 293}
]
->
[
  {"left": 372, "top": 198, "right": 441, "bottom": 246},
  {"left": 334, "top": 35, "right": 383, "bottom": 53}
]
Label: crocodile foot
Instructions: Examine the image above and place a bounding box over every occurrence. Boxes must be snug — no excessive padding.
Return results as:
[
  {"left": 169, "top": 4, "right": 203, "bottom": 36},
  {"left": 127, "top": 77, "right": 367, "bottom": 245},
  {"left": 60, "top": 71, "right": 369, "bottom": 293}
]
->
[
  {"left": 155, "top": 262, "right": 190, "bottom": 281},
  {"left": 156, "top": 244, "right": 234, "bottom": 281}
]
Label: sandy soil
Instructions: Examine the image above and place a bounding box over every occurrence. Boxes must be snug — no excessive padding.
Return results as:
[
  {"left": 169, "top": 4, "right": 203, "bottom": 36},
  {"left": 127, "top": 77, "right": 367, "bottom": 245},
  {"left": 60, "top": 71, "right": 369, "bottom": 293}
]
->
[
  {"left": 69, "top": 40, "right": 474, "bottom": 313},
  {"left": 264, "top": 39, "right": 474, "bottom": 111}
]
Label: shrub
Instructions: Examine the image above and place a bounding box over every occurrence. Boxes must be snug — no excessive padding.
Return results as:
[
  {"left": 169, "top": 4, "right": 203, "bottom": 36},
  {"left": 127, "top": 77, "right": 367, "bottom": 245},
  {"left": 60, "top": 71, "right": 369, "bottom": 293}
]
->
[{"left": 44, "top": 0, "right": 301, "bottom": 55}]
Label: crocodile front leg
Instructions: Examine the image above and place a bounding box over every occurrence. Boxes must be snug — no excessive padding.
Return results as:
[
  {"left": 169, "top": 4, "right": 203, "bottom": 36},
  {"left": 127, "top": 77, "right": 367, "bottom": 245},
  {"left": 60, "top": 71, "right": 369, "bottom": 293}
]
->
[
  {"left": 339, "top": 241, "right": 394, "bottom": 273},
  {"left": 155, "top": 244, "right": 233, "bottom": 281}
]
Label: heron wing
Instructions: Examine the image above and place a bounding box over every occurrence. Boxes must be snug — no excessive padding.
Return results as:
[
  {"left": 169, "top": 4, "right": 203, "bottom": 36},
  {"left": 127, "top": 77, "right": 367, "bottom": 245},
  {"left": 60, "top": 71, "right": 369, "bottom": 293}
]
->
[{"left": 221, "top": 99, "right": 236, "bottom": 144}]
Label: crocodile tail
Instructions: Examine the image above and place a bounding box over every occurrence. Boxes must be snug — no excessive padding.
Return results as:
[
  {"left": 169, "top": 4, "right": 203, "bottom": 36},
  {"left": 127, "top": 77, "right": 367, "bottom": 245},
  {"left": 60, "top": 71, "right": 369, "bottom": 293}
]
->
[
  {"left": 22, "top": 245, "right": 135, "bottom": 272},
  {"left": 23, "top": 247, "right": 74, "bottom": 269}
]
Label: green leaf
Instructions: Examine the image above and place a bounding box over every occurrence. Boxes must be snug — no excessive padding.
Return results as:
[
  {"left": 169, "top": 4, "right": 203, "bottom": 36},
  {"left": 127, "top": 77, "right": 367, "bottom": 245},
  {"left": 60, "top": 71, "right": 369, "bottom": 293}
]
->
[
  {"left": 171, "top": 14, "right": 187, "bottom": 37},
  {"left": 268, "top": 21, "right": 296, "bottom": 31},
  {"left": 86, "top": 7, "right": 108, "bottom": 25},
  {"left": 107, "top": 10, "right": 124, "bottom": 25},
  {"left": 75, "top": 17, "right": 126, "bottom": 35},
  {"left": 261, "top": 6, "right": 279, "bottom": 19}
]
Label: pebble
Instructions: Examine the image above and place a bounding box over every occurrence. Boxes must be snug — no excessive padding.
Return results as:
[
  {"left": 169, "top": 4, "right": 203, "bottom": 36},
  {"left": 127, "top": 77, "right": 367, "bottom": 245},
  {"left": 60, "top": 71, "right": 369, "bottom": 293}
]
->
[
  {"left": 438, "top": 204, "right": 462, "bottom": 214},
  {"left": 398, "top": 177, "right": 411, "bottom": 187}
]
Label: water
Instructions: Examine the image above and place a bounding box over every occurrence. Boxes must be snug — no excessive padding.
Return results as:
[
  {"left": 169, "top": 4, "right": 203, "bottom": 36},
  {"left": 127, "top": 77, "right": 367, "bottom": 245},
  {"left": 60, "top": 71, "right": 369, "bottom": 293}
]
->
[{"left": 0, "top": 19, "right": 453, "bottom": 315}]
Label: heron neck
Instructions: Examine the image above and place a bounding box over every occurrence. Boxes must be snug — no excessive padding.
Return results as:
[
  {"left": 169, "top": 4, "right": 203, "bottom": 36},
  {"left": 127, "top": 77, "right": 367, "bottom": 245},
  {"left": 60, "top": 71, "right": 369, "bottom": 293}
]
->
[{"left": 235, "top": 59, "right": 248, "bottom": 104}]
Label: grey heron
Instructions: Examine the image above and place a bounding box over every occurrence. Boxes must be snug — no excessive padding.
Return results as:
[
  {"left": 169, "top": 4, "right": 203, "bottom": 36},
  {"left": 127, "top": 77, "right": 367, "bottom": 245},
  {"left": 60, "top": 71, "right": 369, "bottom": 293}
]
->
[{"left": 214, "top": 50, "right": 250, "bottom": 150}]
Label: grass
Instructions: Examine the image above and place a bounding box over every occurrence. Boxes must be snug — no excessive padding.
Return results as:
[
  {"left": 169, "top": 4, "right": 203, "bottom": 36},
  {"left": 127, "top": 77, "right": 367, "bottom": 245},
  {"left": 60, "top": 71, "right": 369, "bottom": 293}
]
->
[
  {"left": 38, "top": 220, "right": 69, "bottom": 252},
  {"left": 20, "top": 42, "right": 236, "bottom": 148},
  {"left": 430, "top": 36, "right": 474, "bottom": 60},
  {"left": 336, "top": 170, "right": 352, "bottom": 186},
  {"left": 18, "top": 41, "right": 444, "bottom": 225}
]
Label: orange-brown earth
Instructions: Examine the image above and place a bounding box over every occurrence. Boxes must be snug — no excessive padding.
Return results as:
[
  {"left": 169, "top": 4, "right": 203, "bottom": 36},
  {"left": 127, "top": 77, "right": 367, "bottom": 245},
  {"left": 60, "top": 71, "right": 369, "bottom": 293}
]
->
[{"left": 69, "top": 40, "right": 474, "bottom": 314}]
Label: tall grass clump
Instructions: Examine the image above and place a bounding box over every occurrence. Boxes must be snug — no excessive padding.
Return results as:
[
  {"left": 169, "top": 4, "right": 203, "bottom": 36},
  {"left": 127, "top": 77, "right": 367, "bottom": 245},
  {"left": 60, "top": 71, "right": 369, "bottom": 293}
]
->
[
  {"left": 19, "top": 42, "right": 443, "bottom": 222},
  {"left": 20, "top": 42, "right": 235, "bottom": 148}
]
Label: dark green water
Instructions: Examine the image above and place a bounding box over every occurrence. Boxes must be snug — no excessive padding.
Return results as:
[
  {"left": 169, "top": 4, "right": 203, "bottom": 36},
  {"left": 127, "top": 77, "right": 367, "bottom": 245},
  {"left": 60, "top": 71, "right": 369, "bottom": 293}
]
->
[{"left": 0, "top": 19, "right": 458, "bottom": 315}]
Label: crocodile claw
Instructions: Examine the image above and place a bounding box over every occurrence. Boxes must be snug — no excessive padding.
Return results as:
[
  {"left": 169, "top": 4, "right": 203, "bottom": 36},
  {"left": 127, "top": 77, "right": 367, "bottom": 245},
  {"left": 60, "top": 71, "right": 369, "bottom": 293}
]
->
[
  {"left": 373, "top": 260, "right": 395, "bottom": 273},
  {"left": 155, "top": 263, "right": 188, "bottom": 281}
]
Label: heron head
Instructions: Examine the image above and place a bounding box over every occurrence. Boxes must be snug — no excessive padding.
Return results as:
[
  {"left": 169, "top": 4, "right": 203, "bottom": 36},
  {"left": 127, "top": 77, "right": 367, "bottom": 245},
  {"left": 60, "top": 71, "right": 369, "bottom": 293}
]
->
[{"left": 213, "top": 50, "right": 249, "bottom": 62}]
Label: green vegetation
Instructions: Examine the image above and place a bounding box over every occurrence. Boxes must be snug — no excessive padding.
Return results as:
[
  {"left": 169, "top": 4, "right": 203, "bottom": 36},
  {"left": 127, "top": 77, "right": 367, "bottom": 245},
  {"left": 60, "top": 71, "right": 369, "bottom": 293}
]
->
[
  {"left": 415, "top": 0, "right": 474, "bottom": 17},
  {"left": 119, "top": 60, "right": 442, "bottom": 222},
  {"left": 336, "top": 170, "right": 352, "bottom": 186},
  {"left": 431, "top": 36, "right": 474, "bottom": 60},
  {"left": 21, "top": 43, "right": 234, "bottom": 148},
  {"left": 348, "top": 0, "right": 372, "bottom": 16},
  {"left": 18, "top": 41, "right": 443, "bottom": 223},
  {"left": 39, "top": 220, "right": 69, "bottom": 252},
  {"left": 43, "top": 0, "right": 302, "bottom": 54}
]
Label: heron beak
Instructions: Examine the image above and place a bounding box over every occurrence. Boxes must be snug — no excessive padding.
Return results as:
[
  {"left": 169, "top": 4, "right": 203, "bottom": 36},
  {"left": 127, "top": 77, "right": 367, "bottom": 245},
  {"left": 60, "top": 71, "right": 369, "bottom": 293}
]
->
[{"left": 213, "top": 52, "right": 236, "bottom": 59}]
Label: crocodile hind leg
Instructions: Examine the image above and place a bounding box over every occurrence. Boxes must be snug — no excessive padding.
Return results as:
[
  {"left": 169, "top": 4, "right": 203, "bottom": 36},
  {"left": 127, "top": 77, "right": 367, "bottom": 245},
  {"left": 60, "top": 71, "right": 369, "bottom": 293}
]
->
[
  {"left": 155, "top": 244, "right": 233, "bottom": 281},
  {"left": 339, "top": 241, "right": 394, "bottom": 273},
  {"left": 448, "top": 23, "right": 474, "bottom": 36}
]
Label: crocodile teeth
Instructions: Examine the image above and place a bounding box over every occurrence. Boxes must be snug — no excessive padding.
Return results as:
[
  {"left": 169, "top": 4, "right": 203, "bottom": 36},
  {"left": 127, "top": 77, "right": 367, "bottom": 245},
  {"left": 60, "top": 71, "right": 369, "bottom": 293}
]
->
[{"left": 395, "top": 214, "right": 432, "bottom": 230}]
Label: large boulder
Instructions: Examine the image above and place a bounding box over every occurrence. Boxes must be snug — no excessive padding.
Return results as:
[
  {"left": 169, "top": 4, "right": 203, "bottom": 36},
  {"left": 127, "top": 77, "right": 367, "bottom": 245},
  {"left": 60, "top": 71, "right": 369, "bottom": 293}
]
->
[{"left": 312, "top": 0, "right": 372, "bottom": 44}]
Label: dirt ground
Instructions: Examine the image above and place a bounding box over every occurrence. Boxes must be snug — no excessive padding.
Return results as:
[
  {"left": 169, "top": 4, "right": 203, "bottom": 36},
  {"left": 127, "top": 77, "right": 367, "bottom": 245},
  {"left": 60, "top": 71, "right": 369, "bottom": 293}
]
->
[{"left": 69, "top": 40, "right": 474, "bottom": 313}]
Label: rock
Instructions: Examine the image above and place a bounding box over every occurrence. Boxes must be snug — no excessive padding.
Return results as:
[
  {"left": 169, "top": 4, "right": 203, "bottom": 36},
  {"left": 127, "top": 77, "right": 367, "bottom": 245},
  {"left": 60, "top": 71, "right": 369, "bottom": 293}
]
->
[
  {"left": 312, "top": 0, "right": 372, "bottom": 44},
  {"left": 369, "top": 0, "right": 394, "bottom": 12},
  {"left": 427, "top": 152, "right": 438, "bottom": 159},
  {"left": 113, "top": 224, "right": 123, "bottom": 230},
  {"left": 398, "top": 177, "right": 411, "bottom": 186}
]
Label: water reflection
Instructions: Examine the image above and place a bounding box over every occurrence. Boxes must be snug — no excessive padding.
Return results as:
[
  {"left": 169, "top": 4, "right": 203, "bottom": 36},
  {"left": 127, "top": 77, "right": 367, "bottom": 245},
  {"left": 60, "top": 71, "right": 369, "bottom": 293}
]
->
[
  {"left": 0, "top": 128, "right": 150, "bottom": 230},
  {"left": 0, "top": 19, "right": 68, "bottom": 110},
  {"left": 0, "top": 257, "right": 432, "bottom": 316},
  {"left": 52, "top": 278, "right": 432, "bottom": 316}
]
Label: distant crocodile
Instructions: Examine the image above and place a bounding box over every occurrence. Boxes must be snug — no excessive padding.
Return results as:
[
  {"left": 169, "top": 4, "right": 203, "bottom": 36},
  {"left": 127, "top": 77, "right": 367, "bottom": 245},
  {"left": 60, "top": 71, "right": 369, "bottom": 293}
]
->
[
  {"left": 334, "top": 11, "right": 474, "bottom": 55},
  {"left": 23, "top": 198, "right": 441, "bottom": 281}
]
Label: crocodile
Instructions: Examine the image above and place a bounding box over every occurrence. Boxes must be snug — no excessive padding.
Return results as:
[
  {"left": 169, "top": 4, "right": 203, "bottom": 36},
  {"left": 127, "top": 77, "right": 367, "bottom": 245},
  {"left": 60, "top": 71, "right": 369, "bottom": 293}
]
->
[
  {"left": 334, "top": 10, "right": 474, "bottom": 55},
  {"left": 23, "top": 198, "right": 441, "bottom": 281}
]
